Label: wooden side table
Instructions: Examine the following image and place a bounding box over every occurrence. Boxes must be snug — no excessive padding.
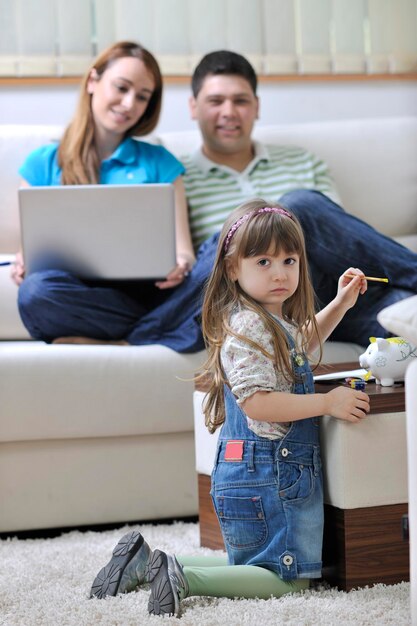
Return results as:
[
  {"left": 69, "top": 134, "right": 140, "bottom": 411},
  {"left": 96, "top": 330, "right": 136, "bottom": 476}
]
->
[{"left": 195, "top": 362, "right": 408, "bottom": 591}]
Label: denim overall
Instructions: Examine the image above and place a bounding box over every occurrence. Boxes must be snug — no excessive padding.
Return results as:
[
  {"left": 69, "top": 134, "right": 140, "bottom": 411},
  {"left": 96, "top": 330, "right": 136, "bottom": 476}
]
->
[{"left": 211, "top": 326, "right": 323, "bottom": 580}]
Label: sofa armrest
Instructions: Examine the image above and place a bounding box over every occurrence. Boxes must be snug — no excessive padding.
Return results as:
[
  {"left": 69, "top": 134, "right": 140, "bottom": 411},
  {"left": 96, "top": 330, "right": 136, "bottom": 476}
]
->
[{"left": 0, "top": 255, "right": 30, "bottom": 340}]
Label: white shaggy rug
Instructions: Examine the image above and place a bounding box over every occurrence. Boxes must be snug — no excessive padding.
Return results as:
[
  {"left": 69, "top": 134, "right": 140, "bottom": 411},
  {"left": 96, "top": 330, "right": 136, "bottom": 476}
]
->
[{"left": 0, "top": 521, "right": 411, "bottom": 626}]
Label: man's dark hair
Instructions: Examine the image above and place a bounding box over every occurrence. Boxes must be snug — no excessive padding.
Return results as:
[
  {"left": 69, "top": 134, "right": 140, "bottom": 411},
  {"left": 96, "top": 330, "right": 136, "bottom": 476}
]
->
[{"left": 191, "top": 50, "right": 258, "bottom": 97}]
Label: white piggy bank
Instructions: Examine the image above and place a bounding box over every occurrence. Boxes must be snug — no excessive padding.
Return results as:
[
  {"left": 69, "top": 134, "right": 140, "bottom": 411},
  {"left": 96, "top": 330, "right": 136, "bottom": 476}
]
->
[{"left": 359, "top": 336, "right": 417, "bottom": 386}]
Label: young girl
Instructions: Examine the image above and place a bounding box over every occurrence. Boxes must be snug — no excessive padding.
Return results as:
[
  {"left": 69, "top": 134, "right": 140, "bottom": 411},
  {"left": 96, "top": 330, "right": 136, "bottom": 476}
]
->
[
  {"left": 13, "top": 40, "right": 195, "bottom": 345},
  {"left": 90, "top": 199, "right": 370, "bottom": 617}
]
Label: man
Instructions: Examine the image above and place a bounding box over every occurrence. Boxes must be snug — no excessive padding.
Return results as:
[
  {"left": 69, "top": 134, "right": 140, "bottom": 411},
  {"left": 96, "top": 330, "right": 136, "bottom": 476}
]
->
[
  {"left": 17, "top": 50, "right": 416, "bottom": 352},
  {"left": 178, "top": 50, "right": 416, "bottom": 348}
]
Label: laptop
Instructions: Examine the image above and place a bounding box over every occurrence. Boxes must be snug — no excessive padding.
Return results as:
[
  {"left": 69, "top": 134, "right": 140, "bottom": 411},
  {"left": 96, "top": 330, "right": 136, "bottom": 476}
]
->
[{"left": 19, "top": 183, "right": 176, "bottom": 280}]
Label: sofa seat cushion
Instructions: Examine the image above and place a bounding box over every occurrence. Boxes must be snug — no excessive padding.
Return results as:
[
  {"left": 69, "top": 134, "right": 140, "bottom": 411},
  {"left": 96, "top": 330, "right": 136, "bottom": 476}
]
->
[{"left": 0, "top": 342, "right": 205, "bottom": 442}]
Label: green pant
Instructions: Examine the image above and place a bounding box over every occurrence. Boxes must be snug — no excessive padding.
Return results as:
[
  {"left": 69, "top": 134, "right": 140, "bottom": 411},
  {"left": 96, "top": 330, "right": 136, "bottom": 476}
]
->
[{"left": 178, "top": 556, "right": 309, "bottom": 600}]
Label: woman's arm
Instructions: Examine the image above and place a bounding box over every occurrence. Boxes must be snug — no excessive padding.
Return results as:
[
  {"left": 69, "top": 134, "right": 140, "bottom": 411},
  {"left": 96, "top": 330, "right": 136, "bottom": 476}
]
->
[
  {"left": 173, "top": 176, "right": 195, "bottom": 270},
  {"left": 308, "top": 267, "right": 367, "bottom": 353},
  {"left": 11, "top": 179, "right": 30, "bottom": 285},
  {"left": 155, "top": 176, "right": 195, "bottom": 289}
]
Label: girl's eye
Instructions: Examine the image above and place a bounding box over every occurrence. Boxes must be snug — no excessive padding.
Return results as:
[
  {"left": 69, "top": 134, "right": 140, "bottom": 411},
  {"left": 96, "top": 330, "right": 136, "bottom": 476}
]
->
[
  {"left": 115, "top": 84, "right": 128, "bottom": 93},
  {"left": 136, "top": 94, "right": 150, "bottom": 103},
  {"left": 284, "top": 257, "right": 296, "bottom": 265},
  {"left": 257, "top": 258, "right": 270, "bottom": 267}
]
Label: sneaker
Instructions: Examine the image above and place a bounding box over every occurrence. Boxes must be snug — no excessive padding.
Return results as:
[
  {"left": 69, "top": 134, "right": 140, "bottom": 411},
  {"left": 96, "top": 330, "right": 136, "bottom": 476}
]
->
[
  {"left": 90, "top": 530, "right": 163, "bottom": 599},
  {"left": 148, "top": 551, "right": 189, "bottom": 617}
]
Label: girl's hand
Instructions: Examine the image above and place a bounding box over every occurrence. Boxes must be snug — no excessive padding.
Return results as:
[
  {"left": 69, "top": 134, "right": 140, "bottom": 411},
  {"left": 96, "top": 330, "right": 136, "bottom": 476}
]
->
[
  {"left": 336, "top": 267, "right": 367, "bottom": 310},
  {"left": 11, "top": 251, "right": 25, "bottom": 285},
  {"left": 155, "top": 254, "right": 194, "bottom": 290},
  {"left": 324, "top": 386, "right": 370, "bottom": 423}
]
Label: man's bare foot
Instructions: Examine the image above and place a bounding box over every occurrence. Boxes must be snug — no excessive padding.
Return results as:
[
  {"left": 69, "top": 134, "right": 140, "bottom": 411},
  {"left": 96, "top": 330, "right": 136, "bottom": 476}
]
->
[{"left": 52, "top": 336, "right": 129, "bottom": 346}]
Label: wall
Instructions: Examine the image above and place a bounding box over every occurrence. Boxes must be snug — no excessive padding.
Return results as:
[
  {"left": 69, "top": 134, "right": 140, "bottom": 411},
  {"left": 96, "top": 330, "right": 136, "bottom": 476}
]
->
[{"left": 0, "top": 80, "right": 416, "bottom": 133}]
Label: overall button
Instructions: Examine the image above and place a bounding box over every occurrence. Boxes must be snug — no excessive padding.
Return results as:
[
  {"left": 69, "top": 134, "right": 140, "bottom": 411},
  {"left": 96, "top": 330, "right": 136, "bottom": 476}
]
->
[
  {"left": 281, "top": 448, "right": 289, "bottom": 458},
  {"left": 283, "top": 555, "right": 294, "bottom": 566}
]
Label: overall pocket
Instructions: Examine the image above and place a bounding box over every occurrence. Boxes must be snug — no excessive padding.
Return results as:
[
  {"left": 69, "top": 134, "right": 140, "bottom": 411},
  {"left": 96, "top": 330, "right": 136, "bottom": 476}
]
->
[
  {"left": 278, "top": 462, "right": 314, "bottom": 501},
  {"left": 213, "top": 493, "right": 268, "bottom": 550}
]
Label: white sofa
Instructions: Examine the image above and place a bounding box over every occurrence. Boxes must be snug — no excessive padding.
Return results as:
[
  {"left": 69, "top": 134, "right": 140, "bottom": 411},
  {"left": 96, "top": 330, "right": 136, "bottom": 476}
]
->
[{"left": 1, "top": 117, "right": 416, "bottom": 533}]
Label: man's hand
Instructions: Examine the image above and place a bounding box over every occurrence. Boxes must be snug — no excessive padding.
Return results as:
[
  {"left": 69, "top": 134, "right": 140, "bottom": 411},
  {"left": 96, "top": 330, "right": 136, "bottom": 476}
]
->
[
  {"left": 155, "top": 254, "right": 193, "bottom": 290},
  {"left": 11, "top": 251, "right": 25, "bottom": 285}
]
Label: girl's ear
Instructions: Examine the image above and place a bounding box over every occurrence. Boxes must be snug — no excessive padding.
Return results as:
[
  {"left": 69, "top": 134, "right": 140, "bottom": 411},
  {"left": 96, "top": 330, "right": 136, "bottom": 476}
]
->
[
  {"left": 87, "top": 68, "right": 99, "bottom": 94},
  {"left": 225, "top": 259, "right": 237, "bottom": 282}
]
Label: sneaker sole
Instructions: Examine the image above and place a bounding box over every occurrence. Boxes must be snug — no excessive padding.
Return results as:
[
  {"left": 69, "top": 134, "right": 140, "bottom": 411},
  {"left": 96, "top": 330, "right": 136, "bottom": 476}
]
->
[
  {"left": 145, "top": 549, "right": 165, "bottom": 583},
  {"left": 147, "top": 550, "right": 180, "bottom": 617},
  {"left": 90, "top": 530, "right": 144, "bottom": 599}
]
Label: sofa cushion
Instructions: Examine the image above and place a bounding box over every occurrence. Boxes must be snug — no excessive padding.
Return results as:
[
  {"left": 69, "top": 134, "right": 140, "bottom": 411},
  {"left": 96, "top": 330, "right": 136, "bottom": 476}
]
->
[
  {"left": 2, "top": 118, "right": 417, "bottom": 252},
  {"left": 0, "top": 343, "right": 205, "bottom": 442},
  {"left": 377, "top": 294, "right": 417, "bottom": 346},
  {"left": 0, "top": 125, "right": 64, "bottom": 252},
  {"left": 160, "top": 117, "right": 417, "bottom": 241}
]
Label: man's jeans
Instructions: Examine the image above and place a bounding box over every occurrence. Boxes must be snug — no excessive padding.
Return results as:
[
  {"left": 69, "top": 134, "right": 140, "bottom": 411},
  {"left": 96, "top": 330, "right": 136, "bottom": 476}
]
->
[
  {"left": 280, "top": 190, "right": 416, "bottom": 345},
  {"left": 18, "top": 190, "right": 416, "bottom": 350}
]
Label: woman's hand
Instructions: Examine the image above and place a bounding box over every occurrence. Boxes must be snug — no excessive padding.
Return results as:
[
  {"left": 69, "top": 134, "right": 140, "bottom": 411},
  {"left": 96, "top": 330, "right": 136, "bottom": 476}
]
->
[
  {"left": 11, "top": 251, "right": 25, "bottom": 286},
  {"left": 155, "top": 253, "right": 194, "bottom": 290}
]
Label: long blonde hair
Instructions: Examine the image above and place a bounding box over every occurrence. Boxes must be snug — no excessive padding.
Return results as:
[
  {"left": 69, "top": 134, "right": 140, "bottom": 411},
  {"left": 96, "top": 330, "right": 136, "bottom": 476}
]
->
[
  {"left": 58, "top": 41, "right": 162, "bottom": 185},
  {"left": 201, "top": 199, "right": 321, "bottom": 433}
]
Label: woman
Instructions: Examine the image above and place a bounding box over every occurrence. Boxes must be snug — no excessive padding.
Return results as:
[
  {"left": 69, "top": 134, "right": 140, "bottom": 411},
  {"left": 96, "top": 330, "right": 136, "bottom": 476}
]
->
[{"left": 13, "top": 41, "right": 195, "bottom": 345}]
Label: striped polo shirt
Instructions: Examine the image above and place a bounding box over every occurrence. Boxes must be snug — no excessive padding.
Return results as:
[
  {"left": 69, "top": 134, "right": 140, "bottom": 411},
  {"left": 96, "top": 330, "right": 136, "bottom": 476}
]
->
[{"left": 182, "top": 141, "right": 340, "bottom": 250}]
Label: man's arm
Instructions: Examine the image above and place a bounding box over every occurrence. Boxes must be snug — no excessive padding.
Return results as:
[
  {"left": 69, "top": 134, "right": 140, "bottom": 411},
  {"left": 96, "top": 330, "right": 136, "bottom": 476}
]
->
[{"left": 311, "top": 153, "right": 342, "bottom": 205}]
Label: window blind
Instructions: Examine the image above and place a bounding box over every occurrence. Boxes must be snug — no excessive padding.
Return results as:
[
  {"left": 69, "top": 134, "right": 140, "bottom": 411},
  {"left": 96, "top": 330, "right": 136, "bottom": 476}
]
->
[{"left": 0, "top": 0, "right": 415, "bottom": 77}]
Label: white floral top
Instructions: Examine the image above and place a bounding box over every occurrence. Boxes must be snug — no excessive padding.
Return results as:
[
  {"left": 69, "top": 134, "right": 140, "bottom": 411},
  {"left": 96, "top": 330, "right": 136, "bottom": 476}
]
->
[{"left": 221, "top": 306, "right": 300, "bottom": 440}]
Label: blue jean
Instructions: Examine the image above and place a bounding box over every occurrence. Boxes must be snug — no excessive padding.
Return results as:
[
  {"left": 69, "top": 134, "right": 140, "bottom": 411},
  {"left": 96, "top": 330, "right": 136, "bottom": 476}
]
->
[
  {"left": 17, "top": 234, "right": 218, "bottom": 351},
  {"left": 18, "top": 190, "right": 417, "bottom": 349},
  {"left": 280, "top": 190, "right": 416, "bottom": 345}
]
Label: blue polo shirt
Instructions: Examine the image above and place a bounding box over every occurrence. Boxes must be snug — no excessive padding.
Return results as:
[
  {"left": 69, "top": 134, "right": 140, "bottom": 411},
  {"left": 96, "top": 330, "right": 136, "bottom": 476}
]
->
[{"left": 19, "top": 137, "right": 184, "bottom": 186}]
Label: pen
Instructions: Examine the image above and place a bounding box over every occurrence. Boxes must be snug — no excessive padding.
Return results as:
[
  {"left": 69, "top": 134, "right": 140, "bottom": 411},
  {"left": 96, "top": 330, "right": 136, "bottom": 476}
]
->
[
  {"left": 345, "top": 274, "right": 389, "bottom": 283},
  {"left": 0, "top": 261, "right": 14, "bottom": 267}
]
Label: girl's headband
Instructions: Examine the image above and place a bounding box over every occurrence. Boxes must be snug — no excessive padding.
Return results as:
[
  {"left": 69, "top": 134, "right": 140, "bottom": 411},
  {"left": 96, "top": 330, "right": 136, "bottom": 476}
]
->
[{"left": 223, "top": 206, "right": 294, "bottom": 253}]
